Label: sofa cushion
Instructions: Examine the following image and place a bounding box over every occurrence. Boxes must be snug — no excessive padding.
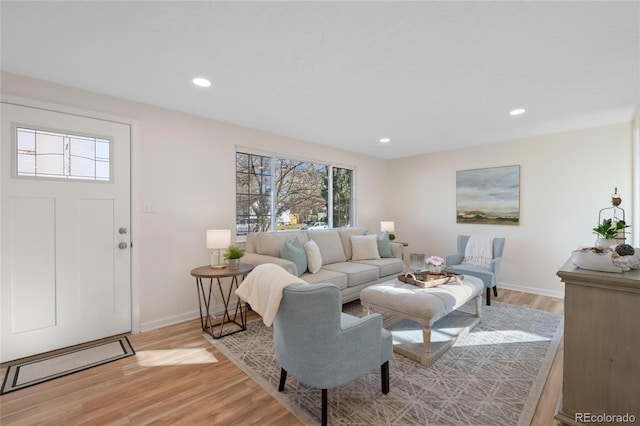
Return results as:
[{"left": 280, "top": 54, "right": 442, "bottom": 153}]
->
[
  {"left": 322, "top": 262, "right": 380, "bottom": 287},
  {"left": 308, "top": 230, "right": 347, "bottom": 265},
  {"left": 280, "top": 237, "right": 307, "bottom": 277},
  {"left": 354, "top": 258, "right": 405, "bottom": 277},
  {"left": 300, "top": 269, "right": 348, "bottom": 290},
  {"left": 245, "top": 233, "right": 257, "bottom": 253},
  {"left": 351, "top": 235, "right": 381, "bottom": 261},
  {"left": 337, "top": 226, "right": 367, "bottom": 260},
  {"left": 255, "top": 231, "right": 309, "bottom": 257},
  {"left": 304, "top": 240, "right": 323, "bottom": 273}
]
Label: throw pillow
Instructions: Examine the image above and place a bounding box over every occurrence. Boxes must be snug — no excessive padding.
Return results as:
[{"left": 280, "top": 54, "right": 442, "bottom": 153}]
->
[
  {"left": 304, "top": 240, "right": 323, "bottom": 274},
  {"left": 377, "top": 231, "right": 393, "bottom": 258},
  {"left": 338, "top": 226, "right": 367, "bottom": 260},
  {"left": 280, "top": 237, "right": 307, "bottom": 277},
  {"left": 351, "top": 235, "right": 381, "bottom": 261}
]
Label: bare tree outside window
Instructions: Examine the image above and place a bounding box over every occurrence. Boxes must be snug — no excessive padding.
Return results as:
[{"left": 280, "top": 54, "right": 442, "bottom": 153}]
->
[
  {"left": 236, "top": 153, "right": 271, "bottom": 234},
  {"left": 235, "top": 152, "right": 353, "bottom": 235},
  {"left": 275, "top": 158, "right": 328, "bottom": 228}
]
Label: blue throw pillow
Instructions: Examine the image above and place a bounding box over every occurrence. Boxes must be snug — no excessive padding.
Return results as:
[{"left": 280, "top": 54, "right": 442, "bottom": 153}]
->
[
  {"left": 365, "top": 230, "right": 393, "bottom": 258},
  {"left": 280, "top": 237, "right": 308, "bottom": 276},
  {"left": 377, "top": 231, "right": 393, "bottom": 258}
]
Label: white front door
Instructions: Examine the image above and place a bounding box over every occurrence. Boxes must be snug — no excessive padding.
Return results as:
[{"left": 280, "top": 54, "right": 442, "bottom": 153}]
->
[{"left": 1, "top": 102, "right": 132, "bottom": 362}]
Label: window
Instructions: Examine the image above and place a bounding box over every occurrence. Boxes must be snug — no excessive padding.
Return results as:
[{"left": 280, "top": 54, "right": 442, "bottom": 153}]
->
[
  {"left": 332, "top": 167, "right": 353, "bottom": 228},
  {"left": 16, "top": 127, "right": 111, "bottom": 181},
  {"left": 236, "top": 152, "right": 354, "bottom": 235},
  {"left": 236, "top": 153, "right": 272, "bottom": 234}
]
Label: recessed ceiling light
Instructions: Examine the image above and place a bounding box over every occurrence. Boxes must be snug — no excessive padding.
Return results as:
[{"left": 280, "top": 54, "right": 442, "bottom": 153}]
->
[
  {"left": 192, "top": 77, "right": 211, "bottom": 87},
  {"left": 380, "top": 138, "right": 391, "bottom": 143},
  {"left": 509, "top": 108, "right": 526, "bottom": 116}
]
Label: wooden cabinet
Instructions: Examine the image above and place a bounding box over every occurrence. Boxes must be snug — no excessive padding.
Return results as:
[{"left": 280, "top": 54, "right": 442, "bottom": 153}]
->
[{"left": 556, "top": 260, "right": 640, "bottom": 425}]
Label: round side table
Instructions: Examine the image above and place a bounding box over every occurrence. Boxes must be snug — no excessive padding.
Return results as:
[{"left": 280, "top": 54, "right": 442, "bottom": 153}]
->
[{"left": 190, "top": 263, "right": 254, "bottom": 339}]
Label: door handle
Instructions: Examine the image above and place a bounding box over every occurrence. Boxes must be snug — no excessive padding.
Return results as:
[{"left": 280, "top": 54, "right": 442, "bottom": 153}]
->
[{"left": 119, "top": 242, "right": 128, "bottom": 249}]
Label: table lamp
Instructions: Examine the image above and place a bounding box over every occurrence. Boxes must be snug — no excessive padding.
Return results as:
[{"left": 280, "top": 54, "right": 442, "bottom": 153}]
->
[
  {"left": 380, "top": 221, "right": 395, "bottom": 240},
  {"left": 207, "top": 229, "right": 231, "bottom": 269}
]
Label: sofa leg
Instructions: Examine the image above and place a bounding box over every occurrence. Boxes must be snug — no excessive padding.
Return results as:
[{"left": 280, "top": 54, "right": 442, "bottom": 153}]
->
[
  {"left": 321, "top": 389, "right": 328, "bottom": 426},
  {"left": 381, "top": 361, "right": 390, "bottom": 394},
  {"left": 278, "top": 368, "right": 287, "bottom": 391},
  {"left": 486, "top": 288, "right": 491, "bottom": 306},
  {"left": 492, "top": 286, "right": 498, "bottom": 297}
]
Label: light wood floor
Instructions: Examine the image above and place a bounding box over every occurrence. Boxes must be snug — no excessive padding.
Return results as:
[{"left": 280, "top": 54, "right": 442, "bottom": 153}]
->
[{"left": 0, "top": 288, "right": 563, "bottom": 425}]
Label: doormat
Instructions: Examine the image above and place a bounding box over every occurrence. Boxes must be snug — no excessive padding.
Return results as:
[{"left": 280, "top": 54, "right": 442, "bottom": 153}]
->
[{"left": 1, "top": 336, "right": 135, "bottom": 394}]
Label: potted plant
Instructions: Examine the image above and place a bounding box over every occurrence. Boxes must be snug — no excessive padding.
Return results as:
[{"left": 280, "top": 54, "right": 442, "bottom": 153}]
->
[
  {"left": 224, "top": 245, "right": 245, "bottom": 269},
  {"left": 592, "top": 218, "right": 629, "bottom": 248}
]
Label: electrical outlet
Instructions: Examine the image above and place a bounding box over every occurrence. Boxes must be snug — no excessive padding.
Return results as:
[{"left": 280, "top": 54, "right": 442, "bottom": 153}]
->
[{"left": 143, "top": 201, "right": 155, "bottom": 213}]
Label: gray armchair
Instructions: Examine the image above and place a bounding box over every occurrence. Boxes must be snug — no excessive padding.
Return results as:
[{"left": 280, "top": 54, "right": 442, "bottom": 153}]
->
[
  {"left": 273, "top": 282, "right": 392, "bottom": 426},
  {"left": 446, "top": 235, "right": 505, "bottom": 305}
]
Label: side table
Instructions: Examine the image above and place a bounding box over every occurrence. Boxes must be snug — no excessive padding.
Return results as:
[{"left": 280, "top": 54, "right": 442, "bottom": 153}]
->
[{"left": 190, "top": 263, "right": 254, "bottom": 339}]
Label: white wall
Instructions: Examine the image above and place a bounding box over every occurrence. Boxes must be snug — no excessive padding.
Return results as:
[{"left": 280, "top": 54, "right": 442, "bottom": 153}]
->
[
  {"left": 386, "top": 123, "right": 634, "bottom": 297},
  {"left": 2, "top": 71, "right": 635, "bottom": 327},
  {"left": 0, "top": 72, "right": 389, "bottom": 330}
]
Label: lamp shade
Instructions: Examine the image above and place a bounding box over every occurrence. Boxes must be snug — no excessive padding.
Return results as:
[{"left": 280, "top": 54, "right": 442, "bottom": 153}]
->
[
  {"left": 380, "top": 221, "right": 395, "bottom": 233},
  {"left": 206, "top": 229, "right": 231, "bottom": 249}
]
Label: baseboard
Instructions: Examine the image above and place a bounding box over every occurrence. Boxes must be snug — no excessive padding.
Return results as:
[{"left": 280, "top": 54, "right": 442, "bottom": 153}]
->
[
  {"left": 141, "top": 310, "right": 201, "bottom": 332},
  {"left": 140, "top": 302, "right": 239, "bottom": 333},
  {"left": 499, "top": 282, "right": 564, "bottom": 299}
]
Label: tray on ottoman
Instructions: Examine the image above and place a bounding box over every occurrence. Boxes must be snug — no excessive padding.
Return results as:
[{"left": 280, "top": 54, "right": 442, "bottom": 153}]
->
[{"left": 398, "top": 271, "right": 464, "bottom": 288}]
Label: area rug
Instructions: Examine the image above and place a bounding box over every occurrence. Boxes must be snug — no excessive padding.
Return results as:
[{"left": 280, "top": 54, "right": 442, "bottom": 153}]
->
[
  {"left": 1, "top": 336, "right": 135, "bottom": 394},
  {"left": 209, "top": 301, "right": 563, "bottom": 426}
]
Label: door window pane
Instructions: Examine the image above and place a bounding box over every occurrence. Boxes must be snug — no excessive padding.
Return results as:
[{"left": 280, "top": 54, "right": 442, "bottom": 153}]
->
[{"left": 16, "top": 127, "right": 111, "bottom": 181}]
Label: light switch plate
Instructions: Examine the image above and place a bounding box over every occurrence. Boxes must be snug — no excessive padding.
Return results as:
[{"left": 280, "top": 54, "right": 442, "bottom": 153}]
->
[{"left": 143, "top": 201, "right": 155, "bottom": 213}]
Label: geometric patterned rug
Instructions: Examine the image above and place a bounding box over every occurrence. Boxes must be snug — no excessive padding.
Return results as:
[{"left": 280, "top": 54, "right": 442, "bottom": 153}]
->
[{"left": 208, "top": 300, "right": 563, "bottom": 426}]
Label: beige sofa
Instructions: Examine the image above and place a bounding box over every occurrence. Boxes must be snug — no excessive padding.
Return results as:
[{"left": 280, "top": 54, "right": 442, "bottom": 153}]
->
[{"left": 242, "top": 227, "right": 405, "bottom": 303}]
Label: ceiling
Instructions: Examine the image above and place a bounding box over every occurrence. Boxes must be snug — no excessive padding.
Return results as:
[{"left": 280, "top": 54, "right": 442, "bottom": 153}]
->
[{"left": 1, "top": 1, "right": 639, "bottom": 159}]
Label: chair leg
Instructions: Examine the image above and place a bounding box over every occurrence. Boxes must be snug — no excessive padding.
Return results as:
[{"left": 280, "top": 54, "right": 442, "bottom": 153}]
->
[
  {"left": 381, "top": 361, "right": 390, "bottom": 394},
  {"left": 321, "top": 389, "right": 328, "bottom": 426},
  {"left": 492, "top": 286, "right": 498, "bottom": 297},
  {"left": 486, "top": 288, "right": 491, "bottom": 306},
  {"left": 278, "top": 368, "right": 287, "bottom": 391}
]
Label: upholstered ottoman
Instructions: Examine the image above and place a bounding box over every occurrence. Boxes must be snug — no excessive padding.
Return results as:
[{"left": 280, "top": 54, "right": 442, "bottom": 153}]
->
[{"left": 360, "top": 276, "right": 483, "bottom": 366}]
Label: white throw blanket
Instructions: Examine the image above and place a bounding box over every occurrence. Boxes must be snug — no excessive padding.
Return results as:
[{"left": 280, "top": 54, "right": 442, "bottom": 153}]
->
[
  {"left": 462, "top": 235, "right": 495, "bottom": 268},
  {"left": 235, "top": 263, "right": 306, "bottom": 327}
]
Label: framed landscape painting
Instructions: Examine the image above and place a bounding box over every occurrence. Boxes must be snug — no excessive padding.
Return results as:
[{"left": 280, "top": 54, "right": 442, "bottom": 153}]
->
[{"left": 456, "top": 165, "right": 520, "bottom": 225}]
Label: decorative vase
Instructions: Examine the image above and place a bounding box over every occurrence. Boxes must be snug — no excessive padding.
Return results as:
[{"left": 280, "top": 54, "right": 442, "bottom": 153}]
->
[
  {"left": 227, "top": 258, "right": 240, "bottom": 269},
  {"left": 594, "top": 238, "right": 616, "bottom": 249},
  {"left": 409, "top": 253, "right": 425, "bottom": 274},
  {"left": 428, "top": 265, "right": 442, "bottom": 274}
]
